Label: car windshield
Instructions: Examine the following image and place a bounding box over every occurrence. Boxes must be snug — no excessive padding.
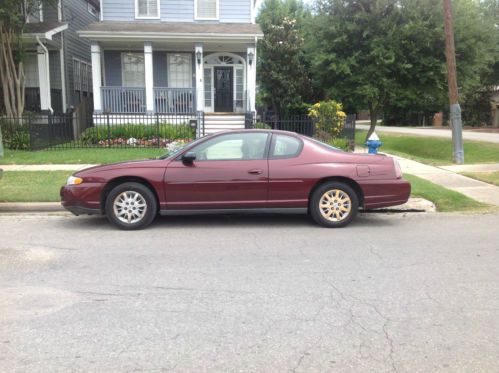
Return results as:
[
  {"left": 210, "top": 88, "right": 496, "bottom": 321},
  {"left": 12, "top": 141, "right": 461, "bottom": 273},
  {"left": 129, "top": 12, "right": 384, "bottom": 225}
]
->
[
  {"left": 158, "top": 136, "right": 209, "bottom": 160},
  {"left": 305, "top": 136, "right": 345, "bottom": 153}
]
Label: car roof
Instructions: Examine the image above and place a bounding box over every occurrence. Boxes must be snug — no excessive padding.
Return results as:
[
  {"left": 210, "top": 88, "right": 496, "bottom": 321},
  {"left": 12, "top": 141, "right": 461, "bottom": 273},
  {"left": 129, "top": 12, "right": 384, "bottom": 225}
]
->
[{"left": 209, "top": 129, "right": 303, "bottom": 137}]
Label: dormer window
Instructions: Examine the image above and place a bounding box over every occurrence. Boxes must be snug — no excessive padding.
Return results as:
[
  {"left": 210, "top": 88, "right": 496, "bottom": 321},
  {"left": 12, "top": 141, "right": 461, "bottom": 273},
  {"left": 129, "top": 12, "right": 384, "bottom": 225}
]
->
[
  {"left": 135, "top": 0, "right": 160, "bottom": 19},
  {"left": 195, "top": 0, "right": 219, "bottom": 20}
]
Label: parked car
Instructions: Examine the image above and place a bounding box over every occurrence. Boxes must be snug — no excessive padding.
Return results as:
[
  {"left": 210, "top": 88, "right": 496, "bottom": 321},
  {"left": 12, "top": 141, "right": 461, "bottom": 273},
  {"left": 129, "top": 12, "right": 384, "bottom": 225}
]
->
[{"left": 61, "top": 130, "right": 411, "bottom": 229}]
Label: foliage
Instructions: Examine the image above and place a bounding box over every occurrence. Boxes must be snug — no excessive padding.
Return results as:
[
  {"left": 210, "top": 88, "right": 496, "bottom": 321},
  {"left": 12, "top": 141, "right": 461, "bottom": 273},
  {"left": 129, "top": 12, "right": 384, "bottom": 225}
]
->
[
  {"left": 327, "top": 137, "right": 349, "bottom": 151},
  {"left": 80, "top": 123, "right": 195, "bottom": 147},
  {"left": 257, "top": 0, "right": 313, "bottom": 114},
  {"left": 254, "top": 121, "right": 272, "bottom": 129},
  {"left": 0, "top": 118, "right": 30, "bottom": 150},
  {"left": 308, "top": 100, "right": 346, "bottom": 141}
]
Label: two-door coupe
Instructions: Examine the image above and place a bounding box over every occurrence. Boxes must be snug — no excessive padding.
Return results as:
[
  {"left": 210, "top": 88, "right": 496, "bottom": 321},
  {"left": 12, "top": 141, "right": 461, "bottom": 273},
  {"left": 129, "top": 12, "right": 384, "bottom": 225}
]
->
[{"left": 61, "top": 130, "right": 411, "bottom": 229}]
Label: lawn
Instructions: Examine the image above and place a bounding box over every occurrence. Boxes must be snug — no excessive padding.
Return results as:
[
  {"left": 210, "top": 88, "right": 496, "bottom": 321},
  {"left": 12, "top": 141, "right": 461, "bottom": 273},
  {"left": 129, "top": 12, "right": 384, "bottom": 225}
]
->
[
  {"left": 0, "top": 148, "right": 166, "bottom": 165},
  {"left": 355, "top": 130, "right": 499, "bottom": 165},
  {"left": 404, "top": 174, "right": 491, "bottom": 212},
  {"left": 461, "top": 171, "right": 499, "bottom": 187},
  {"left": 0, "top": 171, "right": 72, "bottom": 202}
]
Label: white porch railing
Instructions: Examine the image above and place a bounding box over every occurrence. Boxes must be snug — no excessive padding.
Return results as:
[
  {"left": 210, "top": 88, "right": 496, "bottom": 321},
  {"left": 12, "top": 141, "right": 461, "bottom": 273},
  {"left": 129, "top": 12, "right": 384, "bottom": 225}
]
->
[
  {"left": 102, "top": 87, "right": 146, "bottom": 113},
  {"left": 154, "top": 88, "right": 195, "bottom": 113}
]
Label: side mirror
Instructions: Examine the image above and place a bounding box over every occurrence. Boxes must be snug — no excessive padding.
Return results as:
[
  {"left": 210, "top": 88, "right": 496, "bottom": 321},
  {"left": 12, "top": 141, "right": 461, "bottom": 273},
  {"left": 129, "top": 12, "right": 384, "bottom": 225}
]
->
[{"left": 182, "top": 151, "right": 196, "bottom": 164}]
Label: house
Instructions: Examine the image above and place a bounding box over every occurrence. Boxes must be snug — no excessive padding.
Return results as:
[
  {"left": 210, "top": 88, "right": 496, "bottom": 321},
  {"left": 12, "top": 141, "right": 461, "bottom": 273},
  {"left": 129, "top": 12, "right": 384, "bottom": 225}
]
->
[
  {"left": 77, "top": 0, "right": 263, "bottom": 133},
  {"left": 16, "top": 0, "right": 100, "bottom": 113}
]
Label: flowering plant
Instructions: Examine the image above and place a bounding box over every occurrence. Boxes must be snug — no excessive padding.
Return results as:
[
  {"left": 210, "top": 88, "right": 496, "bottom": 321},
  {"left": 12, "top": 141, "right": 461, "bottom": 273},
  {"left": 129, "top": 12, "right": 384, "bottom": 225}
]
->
[{"left": 308, "top": 100, "right": 346, "bottom": 140}]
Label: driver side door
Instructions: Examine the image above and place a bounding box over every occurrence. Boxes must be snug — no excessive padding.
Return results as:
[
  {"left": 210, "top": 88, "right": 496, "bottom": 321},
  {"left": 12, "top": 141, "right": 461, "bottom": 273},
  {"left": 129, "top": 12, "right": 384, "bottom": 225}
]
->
[{"left": 164, "top": 132, "right": 270, "bottom": 210}]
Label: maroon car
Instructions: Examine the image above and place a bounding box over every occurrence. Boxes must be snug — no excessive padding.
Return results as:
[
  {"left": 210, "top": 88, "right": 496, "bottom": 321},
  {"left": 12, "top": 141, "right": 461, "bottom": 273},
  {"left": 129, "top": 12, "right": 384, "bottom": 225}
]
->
[{"left": 61, "top": 130, "right": 410, "bottom": 229}]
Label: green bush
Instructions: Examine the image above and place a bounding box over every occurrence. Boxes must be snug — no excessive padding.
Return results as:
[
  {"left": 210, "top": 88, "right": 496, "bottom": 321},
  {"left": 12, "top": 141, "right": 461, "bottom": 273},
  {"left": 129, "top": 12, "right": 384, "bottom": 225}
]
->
[
  {"left": 81, "top": 123, "right": 195, "bottom": 145},
  {"left": 0, "top": 119, "right": 30, "bottom": 150},
  {"left": 254, "top": 121, "right": 272, "bottom": 129},
  {"left": 327, "top": 137, "right": 349, "bottom": 151}
]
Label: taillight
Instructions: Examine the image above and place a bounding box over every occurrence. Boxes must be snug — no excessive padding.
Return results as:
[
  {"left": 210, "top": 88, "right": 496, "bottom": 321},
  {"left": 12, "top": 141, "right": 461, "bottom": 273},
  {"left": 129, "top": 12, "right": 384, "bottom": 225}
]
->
[{"left": 394, "top": 159, "right": 402, "bottom": 179}]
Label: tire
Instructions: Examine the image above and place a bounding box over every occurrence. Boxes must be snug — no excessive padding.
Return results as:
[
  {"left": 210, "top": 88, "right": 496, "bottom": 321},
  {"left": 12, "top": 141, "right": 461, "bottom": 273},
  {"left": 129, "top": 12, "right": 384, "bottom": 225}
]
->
[
  {"left": 309, "top": 181, "right": 359, "bottom": 228},
  {"left": 105, "top": 182, "right": 157, "bottom": 230}
]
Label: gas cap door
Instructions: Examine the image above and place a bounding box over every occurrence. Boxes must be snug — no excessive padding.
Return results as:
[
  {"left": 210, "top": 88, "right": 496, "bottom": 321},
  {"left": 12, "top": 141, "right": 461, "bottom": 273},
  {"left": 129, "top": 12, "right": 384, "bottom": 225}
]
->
[{"left": 356, "top": 165, "right": 371, "bottom": 177}]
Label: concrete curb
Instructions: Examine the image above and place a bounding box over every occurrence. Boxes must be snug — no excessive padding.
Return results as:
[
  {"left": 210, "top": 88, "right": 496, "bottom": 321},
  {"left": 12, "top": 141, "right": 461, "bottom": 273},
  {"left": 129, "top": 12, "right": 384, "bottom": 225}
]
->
[
  {"left": 0, "top": 202, "right": 64, "bottom": 213},
  {"left": 0, "top": 198, "right": 436, "bottom": 214}
]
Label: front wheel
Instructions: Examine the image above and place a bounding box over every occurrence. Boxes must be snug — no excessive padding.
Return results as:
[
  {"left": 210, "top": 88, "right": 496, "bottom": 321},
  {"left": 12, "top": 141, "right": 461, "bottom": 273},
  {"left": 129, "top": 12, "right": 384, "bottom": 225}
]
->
[
  {"left": 309, "top": 182, "right": 359, "bottom": 228},
  {"left": 105, "top": 182, "right": 157, "bottom": 230}
]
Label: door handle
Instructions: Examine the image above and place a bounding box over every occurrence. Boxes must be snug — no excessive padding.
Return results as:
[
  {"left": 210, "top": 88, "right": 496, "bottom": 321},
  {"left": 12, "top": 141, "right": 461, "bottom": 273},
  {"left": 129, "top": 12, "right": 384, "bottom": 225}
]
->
[{"left": 248, "top": 169, "right": 263, "bottom": 175}]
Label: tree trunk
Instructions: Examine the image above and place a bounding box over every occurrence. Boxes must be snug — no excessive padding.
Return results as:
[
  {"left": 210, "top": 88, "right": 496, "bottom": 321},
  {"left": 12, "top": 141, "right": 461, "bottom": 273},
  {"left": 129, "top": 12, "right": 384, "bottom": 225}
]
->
[{"left": 365, "top": 105, "right": 378, "bottom": 141}]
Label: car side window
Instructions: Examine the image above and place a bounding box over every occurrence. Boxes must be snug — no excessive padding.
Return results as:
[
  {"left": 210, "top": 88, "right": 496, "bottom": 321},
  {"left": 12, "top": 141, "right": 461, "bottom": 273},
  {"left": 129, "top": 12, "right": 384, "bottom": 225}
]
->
[
  {"left": 191, "top": 133, "right": 269, "bottom": 161},
  {"left": 271, "top": 134, "right": 302, "bottom": 158}
]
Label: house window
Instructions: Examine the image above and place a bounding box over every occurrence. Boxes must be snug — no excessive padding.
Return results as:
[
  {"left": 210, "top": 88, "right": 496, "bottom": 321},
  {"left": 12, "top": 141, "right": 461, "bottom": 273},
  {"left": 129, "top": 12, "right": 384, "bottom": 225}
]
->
[
  {"left": 195, "top": 0, "right": 218, "bottom": 20},
  {"left": 24, "top": 54, "right": 39, "bottom": 87},
  {"left": 235, "top": 68, "right": 244, "bottom": 109},
  {"left": 168, "top": 54, "right": 192, "bottom": 88},
  {"left": 122, "top": 53, "right": 145, "bottom": 87},
  {"left": 87, "top": 1, "right": 98, "bottom": 17},
  {"left": 135, "top": 0, "right": 159, "bottom": 19},
  {"left": 204, "top": 68, "right": 212, "bottom": 108}
]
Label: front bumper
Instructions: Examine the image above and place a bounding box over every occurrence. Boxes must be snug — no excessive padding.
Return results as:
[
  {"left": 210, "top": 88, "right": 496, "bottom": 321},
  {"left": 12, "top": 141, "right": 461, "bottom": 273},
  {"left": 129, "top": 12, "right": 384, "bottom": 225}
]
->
[{"left": 60, "top": 183, "right": 104, "bottom": 216}]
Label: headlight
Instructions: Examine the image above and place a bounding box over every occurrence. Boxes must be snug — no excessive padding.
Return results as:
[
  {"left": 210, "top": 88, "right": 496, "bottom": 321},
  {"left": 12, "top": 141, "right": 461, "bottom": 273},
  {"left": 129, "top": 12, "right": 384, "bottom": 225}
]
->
[{"left": 67, "top": 175, "right": 83, "bottom": 185}]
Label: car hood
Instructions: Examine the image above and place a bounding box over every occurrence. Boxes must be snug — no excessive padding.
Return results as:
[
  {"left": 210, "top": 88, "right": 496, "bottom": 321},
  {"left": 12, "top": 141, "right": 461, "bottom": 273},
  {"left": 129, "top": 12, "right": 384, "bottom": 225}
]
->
[{"left": 76, "top": 158, "right": 167, "bottom": 176}]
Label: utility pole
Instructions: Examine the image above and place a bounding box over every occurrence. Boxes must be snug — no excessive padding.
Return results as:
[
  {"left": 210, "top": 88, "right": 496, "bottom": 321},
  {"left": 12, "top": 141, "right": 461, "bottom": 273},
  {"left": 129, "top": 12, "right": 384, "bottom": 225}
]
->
[{"left": 443, "top": 0, "right": 464, "bottom": 164}]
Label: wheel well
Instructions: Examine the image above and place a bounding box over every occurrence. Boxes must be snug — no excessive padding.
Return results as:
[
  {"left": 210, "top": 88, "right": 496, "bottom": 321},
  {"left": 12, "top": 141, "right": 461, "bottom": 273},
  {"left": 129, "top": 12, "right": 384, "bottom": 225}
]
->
[
  {"left": 309, "top": 177, "right": 364, "bottom": 208},
  {"left": 101, "top": 176, "right": 160, "bottom": 214}
]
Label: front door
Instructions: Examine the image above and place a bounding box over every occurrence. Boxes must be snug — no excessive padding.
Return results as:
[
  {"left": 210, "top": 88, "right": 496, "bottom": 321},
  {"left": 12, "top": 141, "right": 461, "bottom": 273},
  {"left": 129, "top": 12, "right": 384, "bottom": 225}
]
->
[{"left": 214, "top": 67, "right": 233, "bottom": 112}]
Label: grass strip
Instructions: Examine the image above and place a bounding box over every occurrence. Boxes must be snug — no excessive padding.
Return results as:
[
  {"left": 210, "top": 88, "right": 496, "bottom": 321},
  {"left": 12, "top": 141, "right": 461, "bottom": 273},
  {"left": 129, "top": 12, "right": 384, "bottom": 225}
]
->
[{"left": 404, "top": 173, "right": 491, "bottom": 212}]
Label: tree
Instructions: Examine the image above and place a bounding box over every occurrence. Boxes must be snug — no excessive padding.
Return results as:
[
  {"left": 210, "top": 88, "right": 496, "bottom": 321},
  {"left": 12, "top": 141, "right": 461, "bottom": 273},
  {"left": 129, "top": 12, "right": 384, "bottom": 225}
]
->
[
  {"left": 257, "top": 0, "right": 312, "bottom": 115},
  {"left": 0, "top": 0, "right": 54, "bottom": 117}
]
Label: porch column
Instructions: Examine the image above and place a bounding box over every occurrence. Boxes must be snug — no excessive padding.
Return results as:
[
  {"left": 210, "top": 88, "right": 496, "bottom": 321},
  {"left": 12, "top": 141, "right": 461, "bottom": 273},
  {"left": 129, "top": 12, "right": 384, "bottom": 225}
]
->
[
  {"left": 144, "top": 42, "right": 154, "bottom": 113},
  {"left": 91, "top": 42, "right": 102, "bottom": 113},
  {"left": 37, "top": 45, "right": 51, "bottom": 111},
  {"left": 246, "top": 44, "right": 256, "bottom": 113},
  {"left": 195, "top": 43, "right": 204, "bottom": 112}
]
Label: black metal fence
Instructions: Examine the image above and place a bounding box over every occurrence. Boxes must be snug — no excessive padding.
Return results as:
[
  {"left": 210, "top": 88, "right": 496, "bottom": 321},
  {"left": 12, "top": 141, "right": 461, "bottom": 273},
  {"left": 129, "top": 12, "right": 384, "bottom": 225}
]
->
[
  {"left": 0, "top": 111, "right": 355, "bottom": 151},
  {"left": 0, "top": 112, "right": 201, "bottom": 150}
]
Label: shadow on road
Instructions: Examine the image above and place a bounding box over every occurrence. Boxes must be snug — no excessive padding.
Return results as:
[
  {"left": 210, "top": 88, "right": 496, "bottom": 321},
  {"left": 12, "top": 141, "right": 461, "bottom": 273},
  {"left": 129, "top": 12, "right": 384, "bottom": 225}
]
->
[{"left": 57, "top": 211, "right": 401, "bottom": 231}]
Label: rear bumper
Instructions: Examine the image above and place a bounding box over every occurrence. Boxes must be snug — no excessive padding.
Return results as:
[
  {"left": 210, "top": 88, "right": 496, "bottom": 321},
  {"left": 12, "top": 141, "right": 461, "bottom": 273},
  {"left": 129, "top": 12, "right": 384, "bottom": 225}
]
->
[
  {"left": 361, "top": 178, "right": 411, "bottom": 209},
  {"left": 60, "top": 184, "right": 103, "bottom": 216}
]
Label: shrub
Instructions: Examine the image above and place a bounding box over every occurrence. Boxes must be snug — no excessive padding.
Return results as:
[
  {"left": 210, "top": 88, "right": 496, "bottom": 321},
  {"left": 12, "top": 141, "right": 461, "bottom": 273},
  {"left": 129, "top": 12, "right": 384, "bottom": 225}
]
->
[
  {"left": 81, "top": 123, "right": 195, "bottom": 146},
  {"left": 0, "top": 118, "right": 30, "bottom": 150},
  {"left": 254, "top": 121, "right": 271, "bottom": 129},
  {"left": 308, "top": 100, "right": 346, "bottom": 141}
]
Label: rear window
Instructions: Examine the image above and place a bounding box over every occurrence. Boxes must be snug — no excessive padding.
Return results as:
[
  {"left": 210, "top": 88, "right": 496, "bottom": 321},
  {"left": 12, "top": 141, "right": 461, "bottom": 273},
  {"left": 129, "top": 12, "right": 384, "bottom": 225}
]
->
[
  {"left": 271, "top": 134, "right": 302, "bottom": 158},
  {"left": 306, "top": 137, "right": 345, "bottom": 153}
]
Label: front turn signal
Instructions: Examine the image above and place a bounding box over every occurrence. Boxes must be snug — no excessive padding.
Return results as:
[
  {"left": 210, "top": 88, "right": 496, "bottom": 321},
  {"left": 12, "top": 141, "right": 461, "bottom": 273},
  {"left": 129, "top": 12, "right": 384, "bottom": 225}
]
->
[{"left": 67, "top": 176, "right": 83, "bottom": 185}]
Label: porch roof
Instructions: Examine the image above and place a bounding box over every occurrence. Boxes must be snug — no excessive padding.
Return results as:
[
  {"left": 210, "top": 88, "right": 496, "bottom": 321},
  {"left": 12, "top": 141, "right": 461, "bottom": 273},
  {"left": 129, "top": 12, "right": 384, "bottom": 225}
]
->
[
  {"left": 23, "top": 22, "right": 68, "bottom": 40},
  {"left": 78, "top": 21, "right": 263, "bottom": 41}
]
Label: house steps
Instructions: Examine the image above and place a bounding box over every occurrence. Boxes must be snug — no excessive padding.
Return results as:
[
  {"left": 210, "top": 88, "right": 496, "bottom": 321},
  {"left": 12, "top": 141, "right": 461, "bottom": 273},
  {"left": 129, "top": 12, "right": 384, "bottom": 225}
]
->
[{"left": 203, "top": 114, "right": 246, "bottom": 135}]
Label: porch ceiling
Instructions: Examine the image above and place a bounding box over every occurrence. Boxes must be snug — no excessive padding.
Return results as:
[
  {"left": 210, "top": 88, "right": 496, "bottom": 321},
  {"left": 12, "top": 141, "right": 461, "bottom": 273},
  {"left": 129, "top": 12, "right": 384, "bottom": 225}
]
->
[{"left": 78, "top": 21, "right": 263, "bottom": 43}]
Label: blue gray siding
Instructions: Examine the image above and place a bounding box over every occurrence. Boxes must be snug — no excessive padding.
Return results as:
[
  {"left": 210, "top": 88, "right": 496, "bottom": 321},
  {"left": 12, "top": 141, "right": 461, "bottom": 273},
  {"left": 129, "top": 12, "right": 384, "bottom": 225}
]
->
[
  {"left": 104, "top": 51, "right": 122, "bottom": 86},
  {"left": 102, "top": 0, "right": 251, "bottom": 23},
  {"left": 153, "top": 52, "right": 168, "bottom": 87},
  {"left": 62, "top": 0, "right": 99, "bottom": 109},
  {"left": 49, "top": 51, "right": 61, "bottom": 89}
]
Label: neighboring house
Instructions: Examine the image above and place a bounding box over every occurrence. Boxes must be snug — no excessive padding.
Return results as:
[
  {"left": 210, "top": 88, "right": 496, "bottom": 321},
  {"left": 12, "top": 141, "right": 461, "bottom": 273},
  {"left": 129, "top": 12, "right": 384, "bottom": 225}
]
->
[
  {"left": 78, "top": 0, "right": 263, "bottom": 132},
  {"left": 16, "top": 0, "right": 99, "bottom": 113}
]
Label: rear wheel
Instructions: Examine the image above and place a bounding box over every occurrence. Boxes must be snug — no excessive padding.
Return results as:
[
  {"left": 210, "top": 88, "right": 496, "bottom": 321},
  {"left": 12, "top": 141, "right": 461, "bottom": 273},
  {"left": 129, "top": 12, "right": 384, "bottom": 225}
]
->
[
  {"left": 310, "top": 182, "right": 359, "bottom": 228},
  {"left": 105, "top": 182, "right": 157, "bottom": 230}
]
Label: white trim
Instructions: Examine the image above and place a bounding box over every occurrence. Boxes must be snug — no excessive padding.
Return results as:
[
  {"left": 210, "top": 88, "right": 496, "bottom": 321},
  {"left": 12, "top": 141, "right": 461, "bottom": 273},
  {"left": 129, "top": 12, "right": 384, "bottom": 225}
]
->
[
  {"left": 194, "top": 0, "right": 220, "bottom": 20},
  {"left": 39, "top": 2, "right": 44, "bottom": 22},
  {"left": 100, "top": 0, "right": 104, "bottom": 20},
  {"left": 57, "top": 0, "right": 62, "bottom": 21},
  {"left": 195, "top": 44, "right": 204, "bottom": 111},
  {"left": 135, "top": 0, "right": 161, "bottom": 19},
  {"left": 144, "top": 42, "right": 154, "bottom": 113},
  {"left": 91, "top": 42, "right": 102, "bottom": 112},
  {"left": 250, "top": 0, "right": 255, "bottom": 24},
  {"left": 24, "top": 23, "right": 69, "bottom": 41},
  {"left": 78, "top": 31, "right": 263, "bottom": 41},
  {"left": 204, "top": 52, "right": 246, "bottom": 113}
]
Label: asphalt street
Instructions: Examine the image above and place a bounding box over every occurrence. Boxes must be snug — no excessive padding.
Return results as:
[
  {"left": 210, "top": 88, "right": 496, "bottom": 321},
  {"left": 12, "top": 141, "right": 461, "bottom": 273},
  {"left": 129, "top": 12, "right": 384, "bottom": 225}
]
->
[{"left": 1, "top": 212, "right": 499, "bottom": 372}]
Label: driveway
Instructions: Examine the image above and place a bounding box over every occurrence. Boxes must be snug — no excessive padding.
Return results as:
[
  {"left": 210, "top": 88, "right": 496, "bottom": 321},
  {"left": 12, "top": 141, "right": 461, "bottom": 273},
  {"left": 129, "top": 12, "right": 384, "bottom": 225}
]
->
[
  {"left": 357, "top": 123, "right": 499, "bottom": 144},
  {"left": 1, "top": 212, "right": 499, "bottom": 372}
]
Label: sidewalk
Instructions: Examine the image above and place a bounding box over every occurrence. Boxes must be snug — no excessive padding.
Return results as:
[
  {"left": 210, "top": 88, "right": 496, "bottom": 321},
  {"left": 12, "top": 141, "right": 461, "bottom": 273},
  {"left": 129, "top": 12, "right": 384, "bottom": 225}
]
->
[
  {"left": 357, "top": 123, "right": 499, "bottom": 144},
  {"left": 391, "top": 155, "right": 499, "bottom": 206}
]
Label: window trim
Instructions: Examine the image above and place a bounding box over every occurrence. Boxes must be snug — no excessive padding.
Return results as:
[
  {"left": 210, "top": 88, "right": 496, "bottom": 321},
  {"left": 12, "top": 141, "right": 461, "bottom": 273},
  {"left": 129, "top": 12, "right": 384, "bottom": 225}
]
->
[
  {"left": 269, "top": 134, "right": 304, "bottom": 159},
  {"left": 135, "top": 0, "right": 160, "bottom": 19},
  {"left": 194, "top": 0, "right": 220, "bottom": 20}
]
